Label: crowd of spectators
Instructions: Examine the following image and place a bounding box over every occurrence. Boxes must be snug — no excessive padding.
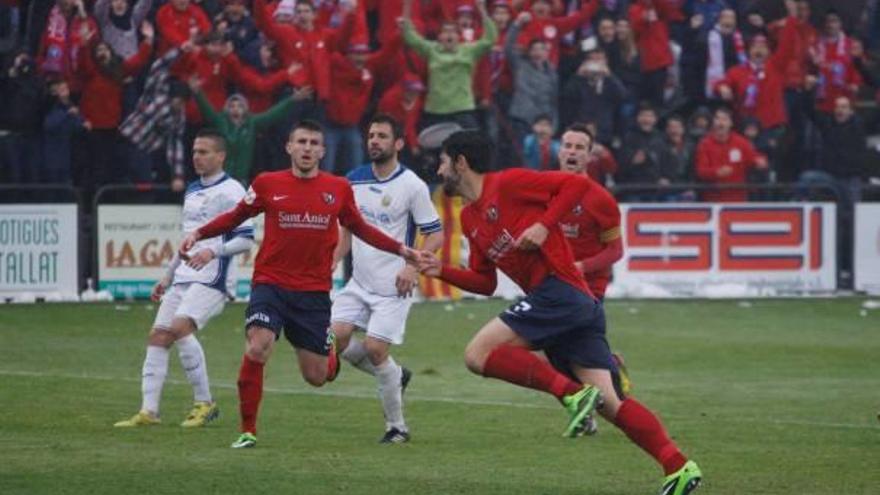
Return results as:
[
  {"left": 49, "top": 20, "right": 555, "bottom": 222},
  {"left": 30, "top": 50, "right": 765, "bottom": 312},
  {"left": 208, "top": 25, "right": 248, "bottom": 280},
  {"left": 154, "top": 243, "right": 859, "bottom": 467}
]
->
[{"left": 1, "top": 0, "right": 880, "bottom": 204}]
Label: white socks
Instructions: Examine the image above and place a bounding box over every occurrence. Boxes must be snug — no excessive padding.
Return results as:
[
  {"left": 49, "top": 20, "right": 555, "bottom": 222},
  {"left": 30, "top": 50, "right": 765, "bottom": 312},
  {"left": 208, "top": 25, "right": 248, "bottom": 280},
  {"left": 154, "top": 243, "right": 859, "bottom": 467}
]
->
[
  {"left": 177, "top": 334, "right": 212, "bottom": 403},
  {"left": 342, "top": 337, "right": 407, "bottom": 432},
  {"left": 141, "top": 345, "right": 169, "bottom": 415},
  {"left": 341, "top": 338, "right": 377, "bottom": 375},
  {"left": 375, "top": 357, "right": 406, "bottom": 432}
]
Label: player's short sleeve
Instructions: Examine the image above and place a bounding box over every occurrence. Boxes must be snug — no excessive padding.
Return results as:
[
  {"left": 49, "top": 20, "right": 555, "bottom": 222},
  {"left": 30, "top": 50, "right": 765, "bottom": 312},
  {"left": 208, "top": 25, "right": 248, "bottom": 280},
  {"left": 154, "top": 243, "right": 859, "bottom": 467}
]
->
[
  {"left": 589, "top": 189, "right": 621, "bottom": 243},
  {"left": 408, "top": 175, "right": 442, "bottom": 235},
  {"left": 228, "top": 180, "right": 256, "bottom": 239}
]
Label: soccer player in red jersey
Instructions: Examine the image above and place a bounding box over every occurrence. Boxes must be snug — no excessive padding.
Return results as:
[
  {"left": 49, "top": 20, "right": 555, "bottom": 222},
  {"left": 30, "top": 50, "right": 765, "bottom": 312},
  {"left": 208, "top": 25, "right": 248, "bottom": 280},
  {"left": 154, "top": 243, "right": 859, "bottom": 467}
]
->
[
  {"left": 180, "top": 120, "right": 419, "bottom": 449},
  {"left": 556, "top": 123, "right": 631, "bottom": 436},
  {"left": 420, "top": 130, "right": 702, "bottom": 495}
]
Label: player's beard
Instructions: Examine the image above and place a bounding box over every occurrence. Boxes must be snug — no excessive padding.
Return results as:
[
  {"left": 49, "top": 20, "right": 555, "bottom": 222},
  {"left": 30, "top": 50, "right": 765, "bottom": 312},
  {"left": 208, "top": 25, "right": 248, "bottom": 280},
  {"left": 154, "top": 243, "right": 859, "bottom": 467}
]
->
[
  {"left": 369, "top": 146, "right": 394, "bottom": 165},
  {"left": 442, "top": 171, "right": 461, "bottom": 197}
]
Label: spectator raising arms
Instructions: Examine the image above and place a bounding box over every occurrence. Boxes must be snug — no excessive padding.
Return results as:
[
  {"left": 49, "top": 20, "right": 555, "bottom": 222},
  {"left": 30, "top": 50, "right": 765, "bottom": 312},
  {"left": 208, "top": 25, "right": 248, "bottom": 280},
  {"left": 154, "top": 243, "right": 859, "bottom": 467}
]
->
[
  {"left": 192, "top": 78, "right": 312, "bottom": 184},
  {"left": 94, "top": 0, "right": 153, "bottom": 58},
  {"left": 400, "top": 0, "right": 497, "bottom": 130}
]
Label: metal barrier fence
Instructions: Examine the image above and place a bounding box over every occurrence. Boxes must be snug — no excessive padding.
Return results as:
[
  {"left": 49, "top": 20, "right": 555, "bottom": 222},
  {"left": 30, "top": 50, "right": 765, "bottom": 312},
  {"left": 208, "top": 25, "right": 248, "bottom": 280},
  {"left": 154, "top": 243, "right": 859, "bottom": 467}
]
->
[{"left": 1, "top": 180, "right": 878, "bottom": 296}]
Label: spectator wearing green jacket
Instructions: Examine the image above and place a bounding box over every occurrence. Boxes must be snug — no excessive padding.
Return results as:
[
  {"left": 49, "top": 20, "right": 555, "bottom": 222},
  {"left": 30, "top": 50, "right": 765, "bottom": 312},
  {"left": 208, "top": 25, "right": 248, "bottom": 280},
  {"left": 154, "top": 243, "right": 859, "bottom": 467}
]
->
[
  {"left": 192, "top": 85, "right": 313, "bottom": 183},
  {"left": 400, "top": 0, "right": 496, "bottom": 131}
]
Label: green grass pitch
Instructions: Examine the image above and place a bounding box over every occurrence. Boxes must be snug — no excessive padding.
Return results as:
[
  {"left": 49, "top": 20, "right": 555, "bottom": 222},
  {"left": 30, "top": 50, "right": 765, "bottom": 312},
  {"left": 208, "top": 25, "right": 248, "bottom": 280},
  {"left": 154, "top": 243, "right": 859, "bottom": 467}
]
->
[{"left": 1, "top": 299, "right": 878, "bottom": 494}]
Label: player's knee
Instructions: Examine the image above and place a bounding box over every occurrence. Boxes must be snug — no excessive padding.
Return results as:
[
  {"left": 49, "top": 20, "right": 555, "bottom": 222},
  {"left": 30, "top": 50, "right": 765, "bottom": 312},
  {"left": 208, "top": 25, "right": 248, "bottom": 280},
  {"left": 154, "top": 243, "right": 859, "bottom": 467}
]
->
[
  {"left": 148, "top": 329, "right": 175, "bottom": 348},
  {"left": 463, "top": 347, "right": 485, "bottom": 375},
  {"left": 363, "top": 340, "right": 389, "bottom": 366},
  {"left": 169, "top": 318, "right": 196, "bottom": 341},
  {"left": 301, "top": 366, "right": 326, "bottom": 387}
]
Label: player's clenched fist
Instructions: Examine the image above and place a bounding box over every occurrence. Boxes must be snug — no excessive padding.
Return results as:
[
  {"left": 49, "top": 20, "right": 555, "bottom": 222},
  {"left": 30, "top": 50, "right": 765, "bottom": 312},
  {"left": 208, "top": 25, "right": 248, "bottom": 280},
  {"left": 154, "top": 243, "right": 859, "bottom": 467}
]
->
[
  {"left": 515, "top": 222, "right": 549, "bottom": 250},
  {"left": 150, "top": 276, "right": 171, "bottom": 302}
]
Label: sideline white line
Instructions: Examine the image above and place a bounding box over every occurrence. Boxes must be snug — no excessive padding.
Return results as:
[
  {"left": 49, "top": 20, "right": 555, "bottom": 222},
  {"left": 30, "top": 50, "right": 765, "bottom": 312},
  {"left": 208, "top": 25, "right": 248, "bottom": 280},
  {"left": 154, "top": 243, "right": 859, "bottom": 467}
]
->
[{"left": 2, "top": 369, "right": 878, "bottom": 431}]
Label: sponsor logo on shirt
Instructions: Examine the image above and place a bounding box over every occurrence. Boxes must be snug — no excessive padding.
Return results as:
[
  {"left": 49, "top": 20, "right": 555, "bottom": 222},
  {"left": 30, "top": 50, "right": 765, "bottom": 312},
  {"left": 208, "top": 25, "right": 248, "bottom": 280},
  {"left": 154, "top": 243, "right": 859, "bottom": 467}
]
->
[
  {"left": 278, "top": 211, "right": 332, "bottom": 230},
  {"left": 487, "top": 229, "right": 516, "bottom": 262},
  {"left": 560, "top": 222, "right": 580, "bottom": 239}
]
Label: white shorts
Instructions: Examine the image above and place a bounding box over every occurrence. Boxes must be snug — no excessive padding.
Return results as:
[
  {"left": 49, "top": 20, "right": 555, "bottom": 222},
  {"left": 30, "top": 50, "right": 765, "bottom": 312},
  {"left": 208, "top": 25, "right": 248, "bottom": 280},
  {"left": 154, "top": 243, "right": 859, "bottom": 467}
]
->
[
  {"left": 330, "top": 278, "right": 413, "bottom": 345},
  {"left": 153, "top": 283, "right": 227, "bottom": 331}
]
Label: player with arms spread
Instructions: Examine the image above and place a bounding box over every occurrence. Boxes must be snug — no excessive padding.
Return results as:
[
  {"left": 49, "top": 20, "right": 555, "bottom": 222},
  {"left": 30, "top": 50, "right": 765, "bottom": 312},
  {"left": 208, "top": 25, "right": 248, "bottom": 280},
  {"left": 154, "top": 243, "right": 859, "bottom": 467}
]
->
[
  {"left": 330, "top": 114, "right": 444, "bottom": 444},
  {"left": 115, "top": 129, "right": 255, "bottom": 429},
  {"left": 180, "top": 120, "right": 420, "bottom": 449},
  {"left": 420, "top": 130, "right": 702, "bottom": 495}
]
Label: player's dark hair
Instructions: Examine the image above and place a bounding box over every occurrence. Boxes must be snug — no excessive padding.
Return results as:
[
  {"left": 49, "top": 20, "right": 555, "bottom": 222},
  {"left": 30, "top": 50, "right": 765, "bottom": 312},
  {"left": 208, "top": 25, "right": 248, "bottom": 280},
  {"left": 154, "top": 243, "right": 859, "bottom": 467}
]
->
[
  {"left": 368, "top": 113, "right": 403, "bottom": 141},
  {"left": 442, "top": 130, "right": 493, "bottom": 173},
  {"left": 296, "top": 0, "right": 315, "bottom": 10},
  {"left": 291, "top": 119, "right": 324, "bottom": 138},
  {"left": 564, "top": 123, "right": 594, "bottom": 144},
  {"left": 195, "top": 128, "right": 228, "bottom": 152}
]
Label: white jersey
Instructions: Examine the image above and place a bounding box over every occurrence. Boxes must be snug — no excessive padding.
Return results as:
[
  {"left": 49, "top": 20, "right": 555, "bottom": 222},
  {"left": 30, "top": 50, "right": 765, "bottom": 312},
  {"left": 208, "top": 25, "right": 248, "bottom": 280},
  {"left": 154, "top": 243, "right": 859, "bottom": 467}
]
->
[
  {"left": 346, "top": 164, "right": 441, "bottom": 296},
  {"left": 174, "top": 174, "right": 254, "bottom": 292}
]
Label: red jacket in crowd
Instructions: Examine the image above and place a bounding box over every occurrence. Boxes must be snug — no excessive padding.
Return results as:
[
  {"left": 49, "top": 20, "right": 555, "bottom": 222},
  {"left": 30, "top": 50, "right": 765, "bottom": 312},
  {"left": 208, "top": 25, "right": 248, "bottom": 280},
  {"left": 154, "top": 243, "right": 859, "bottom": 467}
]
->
[
  {"left": 585, "top": 144, "right": 618, "bottom": 184},
  {"left": 518, "top": 1, "right": 599, "bottom": 66},
  {"left": 325, "top": 38, "right": 401, "bottom": 127},
  {"left": 695, "top": 131, "right": 765, "bottom": 202},
  {"left": 716, "top": 20, "right": 798, "bottom": 129},
  {"left": 377, "top": 76, "right": 425, "bottom": 150},
  {"left": 37, "top": 6, "right": 98, "bottom": 88},
  {"left": 254, "top": 0, "right": 355, "bottom": 101},
  {"left": 173, "top": 50, "right": 284, "bottom": 123},
  {"left": 365, "top": 0, "right": 425, "bottom": 43},
  {"left": 155, "top": 2, "right": 211, "bottom": 55},
  {"left": 316, "top": 0, "right": 369, "bottom": 45},
  {"left": 813, "top": 35, "right": 862, "bottom": 113},
  {"left": 629, "top": 0, "right": 682, "bottom": 72},
  {"left": 78, "top": 41, "right": 152, "bottom": 129},
  {"left": 770, "top": 15, "right": 817, "bottom": 90}
]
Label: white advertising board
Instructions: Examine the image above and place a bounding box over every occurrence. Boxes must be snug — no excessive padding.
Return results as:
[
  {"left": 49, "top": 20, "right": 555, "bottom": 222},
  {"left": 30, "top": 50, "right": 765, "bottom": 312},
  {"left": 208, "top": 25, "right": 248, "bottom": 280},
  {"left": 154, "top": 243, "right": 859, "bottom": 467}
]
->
[{"left": 854, "top": 203, "right": 880, "bottom": 294}]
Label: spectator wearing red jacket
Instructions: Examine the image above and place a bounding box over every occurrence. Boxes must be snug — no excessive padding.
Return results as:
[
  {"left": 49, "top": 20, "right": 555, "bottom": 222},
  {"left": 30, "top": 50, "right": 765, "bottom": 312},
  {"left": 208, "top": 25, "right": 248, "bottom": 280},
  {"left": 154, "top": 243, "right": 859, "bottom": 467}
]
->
[
  {"left": 768, "top": 0, "right": 816, "bottom": 180},
  {"left": 36, "top": 0, "right": 98, "bottom": 88},
  {"left": 628, "top": 0, "right": 682, "bottom": 107},
  {"left": 811, "top": 10, "right": 862, "bottom": 115},
  {"left": 75, "top": 21, "right": 153, "bottom": 194},
  {"left": 323, "top": 38, "right": 402, "bottom": 174},
  {"left": 253, "top": 0, "right": 357, "bottom": 104},
  {"left": 695, "top": 107, "right": 767, "bottom": 202},
  {"left": 377, "top": 74, "right": 426, "bottom": 155},
  {"left": 518, "top": 0, "right": 598, "bottom": 66},
  {"left": 715, "top": 22, "right": 798, "bottom": 132},
  {"left": 172, "top": 31, "right": 287, "bottom": 125},
  {"left": 155, "top": 0, "right": 211, "bottom": 55},
  {"left": 316, "top": 0, "right": 369, "bottom": 45}
]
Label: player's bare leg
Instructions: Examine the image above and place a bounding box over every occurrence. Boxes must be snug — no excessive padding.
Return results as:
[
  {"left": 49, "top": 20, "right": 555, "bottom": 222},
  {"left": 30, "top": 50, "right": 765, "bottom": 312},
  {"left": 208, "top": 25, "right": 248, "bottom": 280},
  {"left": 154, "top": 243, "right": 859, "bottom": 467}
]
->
[
  {"left": 464, "top": 317, "right": 601, "bottom": 436},
  {"left": 572, "top": 366, "right": 702, "bottom": 494},
  {"left": 232, "top": 326, "right": 276, "bottom": 448},
  {"left": 294, "top": 347, "right": 333, "bottom": 386}
]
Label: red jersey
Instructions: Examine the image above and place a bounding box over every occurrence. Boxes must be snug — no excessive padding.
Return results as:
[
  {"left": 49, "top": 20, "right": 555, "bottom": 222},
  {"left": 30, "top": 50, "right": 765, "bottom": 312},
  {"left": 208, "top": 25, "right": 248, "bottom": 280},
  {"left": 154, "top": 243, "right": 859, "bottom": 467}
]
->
[
  {"left": 440, "top": 169, "right": 594, "bottom": 296},
  {"left": 558, "top": 181, "right": 621, "bottom": 298},
  {"left": 197, "top": 170, "right": 403, "bottom": 292}
]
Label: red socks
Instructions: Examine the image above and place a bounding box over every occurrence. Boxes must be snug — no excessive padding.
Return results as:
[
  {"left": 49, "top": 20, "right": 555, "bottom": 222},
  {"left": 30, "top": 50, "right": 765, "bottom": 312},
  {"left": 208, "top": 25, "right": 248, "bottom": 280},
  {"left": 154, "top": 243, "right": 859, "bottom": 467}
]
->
[
  {"left": 237, "top": 355, "right": 265, "bottom": 435},
  {"left": 614, "top": 398, "right": 687, "bottom": 475},
  {"left": 482, "top": 345, "right": 583, "bottom": 400}
]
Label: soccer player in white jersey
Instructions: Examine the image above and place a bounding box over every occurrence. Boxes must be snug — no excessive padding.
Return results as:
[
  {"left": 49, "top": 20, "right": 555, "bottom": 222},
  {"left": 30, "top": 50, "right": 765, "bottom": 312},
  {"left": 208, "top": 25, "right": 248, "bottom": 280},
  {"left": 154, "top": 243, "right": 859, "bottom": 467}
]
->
[
  {"left": 115, "top": 129, "right": 255, "bottom": 428},
  {"left": 331, "top": 114, "right": 444, "bottom": 443}
]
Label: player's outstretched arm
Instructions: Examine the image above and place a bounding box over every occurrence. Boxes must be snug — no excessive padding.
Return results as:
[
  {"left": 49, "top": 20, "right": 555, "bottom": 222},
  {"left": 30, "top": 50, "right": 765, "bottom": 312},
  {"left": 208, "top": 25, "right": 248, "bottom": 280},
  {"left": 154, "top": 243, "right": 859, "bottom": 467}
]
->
[{"left": 418, "top": 252, "right": 497, "bottom": 295}]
